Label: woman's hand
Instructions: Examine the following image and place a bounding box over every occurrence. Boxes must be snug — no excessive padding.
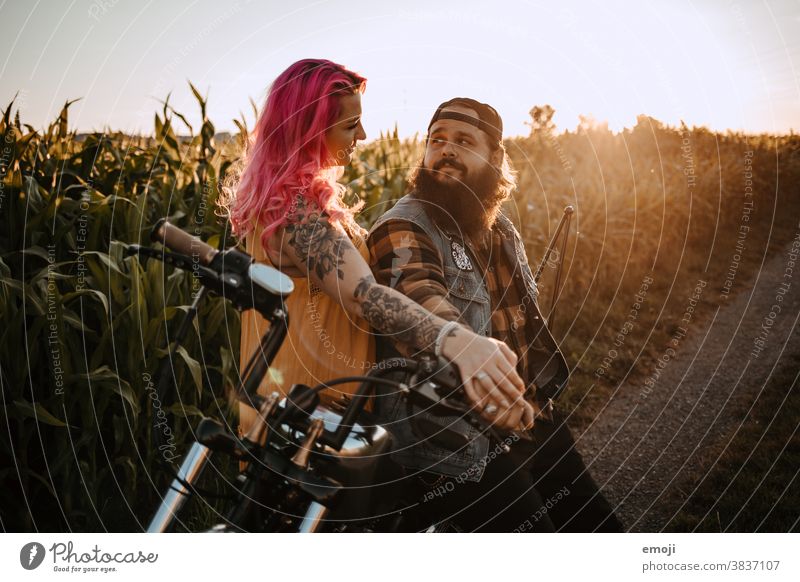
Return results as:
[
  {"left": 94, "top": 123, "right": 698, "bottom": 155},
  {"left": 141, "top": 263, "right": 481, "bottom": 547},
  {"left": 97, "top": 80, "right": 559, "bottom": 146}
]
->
[{"left": 440, "top": 328, "right": 535, "bottom": 431}]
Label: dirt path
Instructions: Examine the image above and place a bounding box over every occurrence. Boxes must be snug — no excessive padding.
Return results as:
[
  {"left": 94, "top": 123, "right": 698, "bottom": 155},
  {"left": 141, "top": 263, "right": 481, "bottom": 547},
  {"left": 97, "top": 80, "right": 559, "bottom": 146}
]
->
[{"left": 574, "top": 236, "right": 800, "bottom": 532}]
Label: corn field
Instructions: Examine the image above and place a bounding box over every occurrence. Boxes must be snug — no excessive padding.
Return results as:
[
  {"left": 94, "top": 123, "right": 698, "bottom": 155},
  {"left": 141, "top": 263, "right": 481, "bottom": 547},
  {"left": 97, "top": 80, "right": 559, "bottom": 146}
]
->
[{"left": 1, "top": 89, "right": 798, "bottom": 531}]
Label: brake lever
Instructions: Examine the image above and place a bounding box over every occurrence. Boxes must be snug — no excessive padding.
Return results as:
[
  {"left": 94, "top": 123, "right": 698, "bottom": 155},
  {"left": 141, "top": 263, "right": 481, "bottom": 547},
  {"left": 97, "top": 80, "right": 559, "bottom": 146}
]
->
[
  {"left": 123, "top": 243, "right": 149, "bottom": 265},
  {"left": 124, "top": 244, "right": 218, "bottom": 278}
]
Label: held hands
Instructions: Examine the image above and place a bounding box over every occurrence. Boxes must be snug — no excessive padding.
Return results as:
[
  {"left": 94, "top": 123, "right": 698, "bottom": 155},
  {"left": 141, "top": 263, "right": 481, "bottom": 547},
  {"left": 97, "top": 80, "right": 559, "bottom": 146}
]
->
[{"left": 440, "top": 327, "right": 535, "bottom": 431}]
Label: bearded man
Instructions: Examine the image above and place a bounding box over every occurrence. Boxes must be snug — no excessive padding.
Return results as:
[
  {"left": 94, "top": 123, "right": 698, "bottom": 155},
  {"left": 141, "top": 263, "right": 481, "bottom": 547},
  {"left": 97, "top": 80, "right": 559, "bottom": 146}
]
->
[{"left": 367, "top": 97, "right": 622, "bottom": 532}]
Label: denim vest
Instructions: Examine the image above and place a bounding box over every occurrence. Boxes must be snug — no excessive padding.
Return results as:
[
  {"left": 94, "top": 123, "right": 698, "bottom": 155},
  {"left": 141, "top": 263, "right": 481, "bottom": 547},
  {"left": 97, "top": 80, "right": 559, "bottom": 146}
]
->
[{"left": 369, "top": 194, "right": 568, "bottom": 482}]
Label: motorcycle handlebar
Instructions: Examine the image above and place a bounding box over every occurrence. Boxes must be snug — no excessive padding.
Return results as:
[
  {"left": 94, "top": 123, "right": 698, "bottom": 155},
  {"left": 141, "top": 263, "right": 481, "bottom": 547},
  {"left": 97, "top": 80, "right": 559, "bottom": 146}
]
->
[{"left": 151, "top": 218, "right": 218, "bottom": 266}]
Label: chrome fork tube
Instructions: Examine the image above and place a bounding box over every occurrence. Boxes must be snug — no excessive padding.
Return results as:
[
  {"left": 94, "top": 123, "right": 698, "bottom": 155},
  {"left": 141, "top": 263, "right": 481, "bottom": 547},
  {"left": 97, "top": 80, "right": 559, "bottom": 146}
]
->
[
  {"left": 297, "top": 501, "right": 328, "bottom": 533},
  {"left": 147, "top": 442, "right": 212, "bottom": 533}
]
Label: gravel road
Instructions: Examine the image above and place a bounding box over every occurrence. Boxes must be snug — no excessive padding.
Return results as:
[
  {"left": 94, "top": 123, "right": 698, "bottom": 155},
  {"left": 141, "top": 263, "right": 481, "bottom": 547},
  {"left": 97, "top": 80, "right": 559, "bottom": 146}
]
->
[{"left": 574, "top": 235, "right": 800, "bottom": 532}]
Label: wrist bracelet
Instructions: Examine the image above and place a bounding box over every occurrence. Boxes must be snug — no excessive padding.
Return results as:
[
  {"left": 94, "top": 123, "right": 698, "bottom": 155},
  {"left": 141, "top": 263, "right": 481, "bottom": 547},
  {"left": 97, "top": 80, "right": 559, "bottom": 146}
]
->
[{"left": 434, "top": 321, "right": 461, "bottom": 358}]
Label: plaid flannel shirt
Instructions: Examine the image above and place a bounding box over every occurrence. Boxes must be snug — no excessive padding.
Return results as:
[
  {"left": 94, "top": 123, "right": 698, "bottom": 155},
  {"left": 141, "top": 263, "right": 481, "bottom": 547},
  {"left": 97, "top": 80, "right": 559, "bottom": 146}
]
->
[{"left": 369, "top": 218, "right": 542, "bottom": 398}]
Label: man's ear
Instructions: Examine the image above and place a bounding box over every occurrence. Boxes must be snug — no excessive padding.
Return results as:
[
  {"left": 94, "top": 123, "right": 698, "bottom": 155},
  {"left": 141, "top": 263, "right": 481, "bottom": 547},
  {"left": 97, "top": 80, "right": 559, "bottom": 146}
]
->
[{"left": 490, "top": 146, "right": 503, "bottom": 167}]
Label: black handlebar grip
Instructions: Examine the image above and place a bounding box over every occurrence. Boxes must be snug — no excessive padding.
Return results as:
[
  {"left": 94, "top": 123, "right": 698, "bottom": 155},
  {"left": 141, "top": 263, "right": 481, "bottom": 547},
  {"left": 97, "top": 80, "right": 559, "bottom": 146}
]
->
[{"left": 151, "top": 219, "right": 218, "bottom": 266}]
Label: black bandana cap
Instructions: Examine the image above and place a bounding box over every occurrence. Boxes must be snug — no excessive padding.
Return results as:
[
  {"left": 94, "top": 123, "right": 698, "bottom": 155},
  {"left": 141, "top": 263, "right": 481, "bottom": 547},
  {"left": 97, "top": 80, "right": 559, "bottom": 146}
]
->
[{"left": 427, "top": 97, "right": 503, "bottom": 144}]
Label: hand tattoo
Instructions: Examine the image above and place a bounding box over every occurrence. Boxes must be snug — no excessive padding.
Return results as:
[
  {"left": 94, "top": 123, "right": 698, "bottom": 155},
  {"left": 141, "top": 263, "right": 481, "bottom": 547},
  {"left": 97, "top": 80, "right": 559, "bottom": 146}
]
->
[
  {"left": 354, "top": 275, "right": 440, "bottom": 352},
  {"left": 285, "top": 196, "right": 347, "bottom": 280}
]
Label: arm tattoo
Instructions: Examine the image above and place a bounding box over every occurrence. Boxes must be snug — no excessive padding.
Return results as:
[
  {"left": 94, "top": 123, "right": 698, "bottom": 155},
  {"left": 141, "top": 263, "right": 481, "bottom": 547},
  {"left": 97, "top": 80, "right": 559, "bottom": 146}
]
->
[
  {"left": 354, "top": 275, "right": 441, "bottom": 352},
  {"left": 285, "top": 197, "right": 347, "bottom": 280}
]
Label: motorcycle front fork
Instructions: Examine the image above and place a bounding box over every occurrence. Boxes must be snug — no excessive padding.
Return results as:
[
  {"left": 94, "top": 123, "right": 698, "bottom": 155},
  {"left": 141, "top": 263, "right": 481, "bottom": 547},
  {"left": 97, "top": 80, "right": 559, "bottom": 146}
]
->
[
  {"left": 146, "top": 442, "right": 212, "bottom": 533},
  {"left": 146, "top": 441, "right": 331, "bottom": 533},
  {"left": 297, "top": 501, "right": 328, "bottom": 532}
]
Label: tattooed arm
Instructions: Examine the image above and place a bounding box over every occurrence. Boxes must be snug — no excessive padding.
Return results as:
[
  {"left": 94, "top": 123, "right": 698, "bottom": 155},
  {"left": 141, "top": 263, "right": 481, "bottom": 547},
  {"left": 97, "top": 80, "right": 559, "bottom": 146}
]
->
[
  {"left": 279, "top": 196, "right": 445, "bottom": 352},
  {"left": 274, "top": 196, "right": 532, "bottom": 430}
]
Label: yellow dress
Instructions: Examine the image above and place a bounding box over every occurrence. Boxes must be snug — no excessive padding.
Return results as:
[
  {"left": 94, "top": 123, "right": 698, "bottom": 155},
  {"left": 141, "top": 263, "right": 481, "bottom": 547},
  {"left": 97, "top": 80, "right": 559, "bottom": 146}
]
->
[{"left": 238, "top": 222, "right": 376, "bottom": 437}]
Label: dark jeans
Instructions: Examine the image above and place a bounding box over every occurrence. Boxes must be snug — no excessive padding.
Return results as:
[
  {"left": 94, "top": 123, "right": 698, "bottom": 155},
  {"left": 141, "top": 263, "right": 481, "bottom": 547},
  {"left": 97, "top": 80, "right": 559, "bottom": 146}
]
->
[{"left": 403, "top": 411, "right": 623, "bottom": 532}]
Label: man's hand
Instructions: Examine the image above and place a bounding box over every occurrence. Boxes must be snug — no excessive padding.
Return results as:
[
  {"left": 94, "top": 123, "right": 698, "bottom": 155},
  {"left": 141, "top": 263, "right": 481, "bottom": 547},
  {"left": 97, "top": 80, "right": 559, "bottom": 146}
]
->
[
  {"left": 439, "top": 329, "right": 534, "bottom": 431},
  {"left": 475, "top": 389, "right": 535, "bottom": 431}
]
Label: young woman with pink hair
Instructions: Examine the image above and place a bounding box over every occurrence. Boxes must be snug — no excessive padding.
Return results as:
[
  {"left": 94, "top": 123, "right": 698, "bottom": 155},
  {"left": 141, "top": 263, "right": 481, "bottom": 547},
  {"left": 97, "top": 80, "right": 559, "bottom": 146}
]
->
[{"left": 223, "top": 59, "right": 533, "bottom": 435}]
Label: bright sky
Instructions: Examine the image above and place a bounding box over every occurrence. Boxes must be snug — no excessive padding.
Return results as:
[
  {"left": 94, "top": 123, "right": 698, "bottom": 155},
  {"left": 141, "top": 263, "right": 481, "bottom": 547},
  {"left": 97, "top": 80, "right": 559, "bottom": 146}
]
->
[{"left": 1, "top": 0, "right": 798, "bottom": 137}]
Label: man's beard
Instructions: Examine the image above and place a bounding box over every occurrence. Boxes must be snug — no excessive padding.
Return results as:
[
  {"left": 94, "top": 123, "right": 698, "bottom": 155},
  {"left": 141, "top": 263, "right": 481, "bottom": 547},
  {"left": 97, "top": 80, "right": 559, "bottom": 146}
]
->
[{"left": 410, "top": 159, "right": 506, "bottom": 240}]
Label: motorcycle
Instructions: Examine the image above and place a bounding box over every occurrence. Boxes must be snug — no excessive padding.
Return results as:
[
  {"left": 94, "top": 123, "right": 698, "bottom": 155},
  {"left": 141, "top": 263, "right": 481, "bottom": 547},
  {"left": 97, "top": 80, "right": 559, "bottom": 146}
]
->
[{"left": 126, "top": 220, "right": 517, "bottom": 532}]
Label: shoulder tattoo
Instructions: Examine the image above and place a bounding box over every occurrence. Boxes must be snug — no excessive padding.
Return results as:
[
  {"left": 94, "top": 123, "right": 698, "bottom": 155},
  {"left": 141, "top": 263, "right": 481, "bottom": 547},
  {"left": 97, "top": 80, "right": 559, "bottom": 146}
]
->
[{"left": 285, "top": 196, "right": 347, "bottom": 280}]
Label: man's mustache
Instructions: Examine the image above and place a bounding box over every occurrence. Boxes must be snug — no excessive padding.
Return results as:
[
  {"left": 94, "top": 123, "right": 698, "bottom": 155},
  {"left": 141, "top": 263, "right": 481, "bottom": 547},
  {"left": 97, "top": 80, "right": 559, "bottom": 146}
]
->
[{"left": 433, "top": 159, "right": 467, "bottom": 173}]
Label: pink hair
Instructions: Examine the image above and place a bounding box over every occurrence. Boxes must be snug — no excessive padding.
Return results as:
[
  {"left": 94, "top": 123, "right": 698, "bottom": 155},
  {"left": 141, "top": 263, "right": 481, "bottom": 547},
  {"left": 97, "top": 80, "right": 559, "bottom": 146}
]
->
[{"left": 225, "top": 59, "right": 366, "bottom": 250}]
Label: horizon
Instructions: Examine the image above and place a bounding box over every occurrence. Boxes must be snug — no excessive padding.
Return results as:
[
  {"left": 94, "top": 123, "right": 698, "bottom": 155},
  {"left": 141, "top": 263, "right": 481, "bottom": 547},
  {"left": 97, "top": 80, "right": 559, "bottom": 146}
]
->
[{"left": 45, "top": 105, "right": 796, "bottom": 141}]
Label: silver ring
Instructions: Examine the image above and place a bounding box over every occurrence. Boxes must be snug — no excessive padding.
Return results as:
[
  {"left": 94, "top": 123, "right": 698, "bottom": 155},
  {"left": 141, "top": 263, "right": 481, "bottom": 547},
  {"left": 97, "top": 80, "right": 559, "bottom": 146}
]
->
[
  {"left": 483, "top": 403, "right": 498, "bottom": 415},
  {"left": 475, "top": 372, "right": 489, "bottom": 381}
]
